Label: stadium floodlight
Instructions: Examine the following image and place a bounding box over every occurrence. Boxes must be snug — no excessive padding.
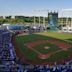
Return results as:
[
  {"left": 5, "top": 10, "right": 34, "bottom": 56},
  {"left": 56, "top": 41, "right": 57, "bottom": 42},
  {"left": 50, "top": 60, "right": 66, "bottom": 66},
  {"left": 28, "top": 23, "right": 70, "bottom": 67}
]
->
[
  {"left": 33, "top": 10, "right": 42, "bottom": 27},
  {"left": 60, "top": 9, "right": 72, "bottom": 32},
  {"left": 43, "top": 16, "right": 45, "bottom": 27},
  {"left": 33, "top": 9, "right": 48, "bottom": 27},
  {"left": 39, "top": 16, "right": 40, "bottom": 27},
  {"left": 71, "top": 18, "right": 72, "bottom": 27},
  {"left": 60, "top": 8, "right": 72, "bottom": 17},
  {"left": 34, "top": 16, "right": 35, "bottom": 26}
]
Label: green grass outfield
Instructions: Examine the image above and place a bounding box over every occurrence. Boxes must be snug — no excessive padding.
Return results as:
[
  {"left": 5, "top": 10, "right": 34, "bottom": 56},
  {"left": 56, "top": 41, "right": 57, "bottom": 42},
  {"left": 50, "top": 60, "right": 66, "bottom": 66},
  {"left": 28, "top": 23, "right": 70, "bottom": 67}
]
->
[
  {"left": 15, "top": 32, "right": 72, "bottom": 64},
  {"left": 33, "top": 43, "right": 61, "bottom": 54}
]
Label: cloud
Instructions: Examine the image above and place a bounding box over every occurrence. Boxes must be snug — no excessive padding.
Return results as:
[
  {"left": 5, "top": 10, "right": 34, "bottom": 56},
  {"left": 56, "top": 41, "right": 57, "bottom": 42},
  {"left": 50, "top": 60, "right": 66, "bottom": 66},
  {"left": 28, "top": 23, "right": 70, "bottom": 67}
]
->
[{"left": 61, "top": 8, "right": 72, "bottom": 12}]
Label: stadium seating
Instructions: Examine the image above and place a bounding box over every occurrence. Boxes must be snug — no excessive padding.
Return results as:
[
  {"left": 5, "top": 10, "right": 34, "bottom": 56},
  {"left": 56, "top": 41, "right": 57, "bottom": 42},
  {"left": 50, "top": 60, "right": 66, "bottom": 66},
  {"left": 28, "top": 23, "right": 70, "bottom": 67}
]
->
[{"left": 0, "top": 30, "right": 72, "bottom": 72}]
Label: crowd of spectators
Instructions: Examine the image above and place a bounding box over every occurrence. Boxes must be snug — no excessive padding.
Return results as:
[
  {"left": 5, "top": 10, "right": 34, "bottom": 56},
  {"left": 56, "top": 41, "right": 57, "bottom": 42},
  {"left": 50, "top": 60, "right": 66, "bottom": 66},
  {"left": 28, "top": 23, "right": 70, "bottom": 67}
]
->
[{"left": 0, "top": 30, "right": 72, "bottom": 72}]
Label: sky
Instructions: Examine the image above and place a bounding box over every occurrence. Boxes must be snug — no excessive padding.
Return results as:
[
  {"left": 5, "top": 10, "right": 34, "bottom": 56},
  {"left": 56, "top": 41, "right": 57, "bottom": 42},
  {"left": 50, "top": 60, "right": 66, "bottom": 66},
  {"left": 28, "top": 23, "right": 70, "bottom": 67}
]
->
[{"left": 0, "top": 0, "right": 72, "bottom": 17}]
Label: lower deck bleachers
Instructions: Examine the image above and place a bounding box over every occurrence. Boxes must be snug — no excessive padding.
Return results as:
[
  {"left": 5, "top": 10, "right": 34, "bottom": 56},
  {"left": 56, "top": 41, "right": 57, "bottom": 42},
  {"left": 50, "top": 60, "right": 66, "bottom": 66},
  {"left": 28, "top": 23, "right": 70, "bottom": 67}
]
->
[{"left": 0, "top": 30, "right": 72, "bottom": 71}]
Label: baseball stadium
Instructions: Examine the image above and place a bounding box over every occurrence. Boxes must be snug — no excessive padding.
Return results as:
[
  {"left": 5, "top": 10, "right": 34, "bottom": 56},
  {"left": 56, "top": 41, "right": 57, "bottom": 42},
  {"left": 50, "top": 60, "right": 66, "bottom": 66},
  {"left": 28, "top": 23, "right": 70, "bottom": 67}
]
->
[
  {"left": 10, "top": 12, "right": 72, "bottom": 66},
  {"left": 0, "top": 11, "right": 72, "bottom": 71},
  {"left": 12, "top": 32, "right": 72, "bottom": 65}
]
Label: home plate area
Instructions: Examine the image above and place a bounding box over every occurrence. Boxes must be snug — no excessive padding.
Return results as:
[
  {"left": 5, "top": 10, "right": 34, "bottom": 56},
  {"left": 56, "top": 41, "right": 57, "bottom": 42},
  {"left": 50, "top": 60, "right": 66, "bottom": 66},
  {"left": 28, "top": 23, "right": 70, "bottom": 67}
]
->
[{"left": 25, "top": 39, "right": 72, "bottom": 60}]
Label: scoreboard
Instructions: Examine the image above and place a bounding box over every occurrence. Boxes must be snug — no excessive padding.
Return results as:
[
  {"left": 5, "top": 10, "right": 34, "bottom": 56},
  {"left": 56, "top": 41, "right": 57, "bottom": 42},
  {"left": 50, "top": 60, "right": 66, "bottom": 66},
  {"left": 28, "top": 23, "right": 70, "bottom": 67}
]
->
[{"left": 48, "top": 12, "right": 58, "bottom": 31}]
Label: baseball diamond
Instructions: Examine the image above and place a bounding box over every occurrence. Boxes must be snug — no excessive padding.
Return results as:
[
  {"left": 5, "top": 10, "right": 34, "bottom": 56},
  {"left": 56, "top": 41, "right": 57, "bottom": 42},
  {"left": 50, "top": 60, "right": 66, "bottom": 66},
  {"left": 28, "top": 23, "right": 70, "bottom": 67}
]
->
[{"left": 12, "top": 32, "right": 72, "bottom": 65}]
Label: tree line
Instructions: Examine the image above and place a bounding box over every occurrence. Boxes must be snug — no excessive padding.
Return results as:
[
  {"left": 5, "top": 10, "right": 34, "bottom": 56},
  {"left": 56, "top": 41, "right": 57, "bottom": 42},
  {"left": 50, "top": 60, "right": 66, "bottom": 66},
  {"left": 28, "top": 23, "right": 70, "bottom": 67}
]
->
[{"left": 0, "top": 16, "right": 72, "bottom": 26}]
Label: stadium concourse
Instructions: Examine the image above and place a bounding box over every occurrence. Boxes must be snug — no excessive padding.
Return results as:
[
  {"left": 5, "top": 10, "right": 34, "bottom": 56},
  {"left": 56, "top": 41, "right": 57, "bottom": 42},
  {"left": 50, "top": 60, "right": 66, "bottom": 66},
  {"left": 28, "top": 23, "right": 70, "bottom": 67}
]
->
[{"left": 0, "top": 28, "right": 72, "bottom": 72}]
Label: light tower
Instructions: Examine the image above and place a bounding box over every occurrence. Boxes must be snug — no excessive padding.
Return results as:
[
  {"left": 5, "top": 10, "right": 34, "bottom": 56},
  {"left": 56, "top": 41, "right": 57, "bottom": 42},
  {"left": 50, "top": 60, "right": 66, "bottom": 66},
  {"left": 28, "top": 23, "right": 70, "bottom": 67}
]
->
[
  {"left": 60, "top": 9, "right": 72, "bottom": 32},
  {"left": 34, "top": 16, "right": 35, "bottom": 26},
  {"left": 33, "top": 10, "right": 48, "bottom": 27},
  {"left": 43, "top": 16, "right": 45, "bottom": 27}
]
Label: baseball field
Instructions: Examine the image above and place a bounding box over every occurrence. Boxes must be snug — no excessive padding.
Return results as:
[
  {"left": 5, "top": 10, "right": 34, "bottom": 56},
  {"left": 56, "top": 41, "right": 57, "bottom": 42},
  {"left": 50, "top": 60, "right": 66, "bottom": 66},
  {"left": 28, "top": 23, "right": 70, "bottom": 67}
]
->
[{"left": 12, "top": 32, "right": 72, "bottom": 65}]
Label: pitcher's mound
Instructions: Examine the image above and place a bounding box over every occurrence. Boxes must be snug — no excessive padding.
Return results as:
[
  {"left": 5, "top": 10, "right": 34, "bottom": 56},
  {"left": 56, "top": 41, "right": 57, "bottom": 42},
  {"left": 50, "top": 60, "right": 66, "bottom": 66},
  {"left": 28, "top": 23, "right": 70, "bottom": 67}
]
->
[{"left": 44, "top": 46, "right": 49, "bottom": 49}]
